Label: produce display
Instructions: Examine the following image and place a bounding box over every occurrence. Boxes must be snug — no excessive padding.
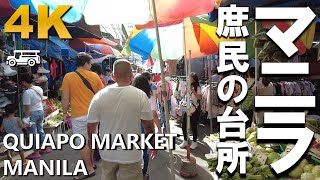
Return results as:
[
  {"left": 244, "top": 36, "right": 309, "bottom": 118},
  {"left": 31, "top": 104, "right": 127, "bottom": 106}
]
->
[
  {"left": 208, "top": 156, "right": 277, "bottom": 180},
  {"left": 206, "top": 127, "right": 320, "bottom": 180},
  {"left": 44, "top": 99, "right": 65, "bottom": 127},
  {"left": 44, "top": 113, "right": 63, "bottom": 127}
]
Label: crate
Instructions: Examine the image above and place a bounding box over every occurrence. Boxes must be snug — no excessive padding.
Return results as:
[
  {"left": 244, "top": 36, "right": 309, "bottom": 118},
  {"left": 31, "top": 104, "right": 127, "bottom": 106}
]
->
[{"left": 44, "top": 121, "right": 65, "bottom": 142}]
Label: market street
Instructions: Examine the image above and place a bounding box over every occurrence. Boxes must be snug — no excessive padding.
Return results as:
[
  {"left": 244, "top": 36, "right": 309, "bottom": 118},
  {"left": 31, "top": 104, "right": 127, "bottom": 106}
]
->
[{"left": 0, "top": 120, "right": 214, "bottom": 180}]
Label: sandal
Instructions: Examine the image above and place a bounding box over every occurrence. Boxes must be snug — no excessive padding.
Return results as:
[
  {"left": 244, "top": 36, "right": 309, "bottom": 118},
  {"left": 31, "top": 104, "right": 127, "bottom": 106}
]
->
[
  {"left": 93, "top": 165, "right": 97, "bottom": 170},
  {"left": 40, "top": 149, "right": 52, "bottom": 154},
  {"left": 73, "top": 171, "right": 96, "bottom": 180},
  {"left": 23, "top": 160, "right": 29, "bottom": 166},
  {"left": 144, "top": 173, "right": 149, "bottom": 180},
  {"left": 26, "top": 154, "right": 41, "bottom": 160}
]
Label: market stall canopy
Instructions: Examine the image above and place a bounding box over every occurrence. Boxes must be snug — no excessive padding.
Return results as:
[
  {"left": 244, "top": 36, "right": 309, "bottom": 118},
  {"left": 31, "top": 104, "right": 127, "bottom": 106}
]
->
[
  {"left": 19, "top": 38, "right": 62, "bottom": 60},
  {"left": 0, "top": 0, "right": 16, "bottom": 17},
  {"left": 49, "top": 36, "right": 78, "bottom": 58},
  {"left": 8, "top": 0, "right": 86, "bottom": 23},
  {"left": 122, "top": 15, "right": 236, "bottom": 61},
  {"left": 91, "top": 55, "right": 113, "bottom": 64},
  {"left": 78, "top": 38, "right": 115, "bottom": 47},
  {"left": 122, "top": 23, "right": 184, "bottom": 61},
  {"left": 83, "top": 0, "right": 214, "bottom": 26},
  {"left": 27, "top": 17, "right": 102, "bottom": 39},
  {"left": 135, "top": 0, "right": 215, "bottom": 29}
]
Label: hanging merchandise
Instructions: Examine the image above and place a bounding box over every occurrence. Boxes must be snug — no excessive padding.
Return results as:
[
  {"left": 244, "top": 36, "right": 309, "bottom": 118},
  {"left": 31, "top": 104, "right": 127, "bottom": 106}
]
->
[
  {"left": 166, "top": 60, "right": 177, "bottom": 76},
  {"left": 50, "top": 59, "right": 58, "bottom": 80},
  {"left": 152, "top": 59, "right": 161, "bottom": 74},
  {"left": 37, "top": 59, "right": 50, "bottom": 74}
]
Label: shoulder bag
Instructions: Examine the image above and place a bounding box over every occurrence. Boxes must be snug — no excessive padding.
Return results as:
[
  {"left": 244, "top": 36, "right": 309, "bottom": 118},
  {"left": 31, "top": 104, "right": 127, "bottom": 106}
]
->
[{"left": 75, "top": 71, "right": 95, "bottom": 94}]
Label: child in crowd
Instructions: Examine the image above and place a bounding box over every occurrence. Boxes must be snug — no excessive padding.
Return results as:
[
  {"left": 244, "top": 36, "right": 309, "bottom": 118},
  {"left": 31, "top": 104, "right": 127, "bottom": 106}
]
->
[{"left": 0, "top": 104, "right": 29, "bottom": 165}]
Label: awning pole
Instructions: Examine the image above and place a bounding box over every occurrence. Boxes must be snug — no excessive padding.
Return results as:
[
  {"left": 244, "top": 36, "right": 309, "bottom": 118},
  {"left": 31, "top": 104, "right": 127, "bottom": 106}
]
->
[
  {"left": 151, "top": 0, "right": 175, "bottom": 179},
  {"left": 254, "top": 20, "right": 258, "bottom": 126}
]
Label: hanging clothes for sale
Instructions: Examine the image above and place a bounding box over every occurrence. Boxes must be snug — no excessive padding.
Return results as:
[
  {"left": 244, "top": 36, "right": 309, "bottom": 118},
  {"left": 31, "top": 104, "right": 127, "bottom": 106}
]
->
[
  {"left": 50, "top": 59, "right": 58, "bottom": 80},
  {"left": 166, "top": 60, "right": 177, "bottom": 76},
  {"left": 152, "top": 59, "right": 161, "bottom": 74}
]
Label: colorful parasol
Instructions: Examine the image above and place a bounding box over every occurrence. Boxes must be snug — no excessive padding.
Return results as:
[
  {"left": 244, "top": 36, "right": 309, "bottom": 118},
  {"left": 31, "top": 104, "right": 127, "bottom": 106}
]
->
[
  {"left": 83, "top": 0, "right": 214, "bottom": 25},
  {"left": 122, "top": 15, "right": 236, "bottom": 61}
]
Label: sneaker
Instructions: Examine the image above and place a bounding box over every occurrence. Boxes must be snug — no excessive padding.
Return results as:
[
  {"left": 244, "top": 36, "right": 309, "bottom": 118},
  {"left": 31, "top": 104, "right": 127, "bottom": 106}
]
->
[
  {"left": 1, "top": 63, "right": 17, "bottom": 76},
  {"left": 34, "top": 75, "right": 48, "bottom": 83},
  {"left": 37, "top": 67, "right": 50, "bottom": 74},
  {"left": 0, "top": 100, "right": 12, "bottom": 108},
  {"left": 179, "top": 140, "right": 188, "bottom": 149},
  {"left": 190, "top": 142, "right": 198, "bottom": 150}
]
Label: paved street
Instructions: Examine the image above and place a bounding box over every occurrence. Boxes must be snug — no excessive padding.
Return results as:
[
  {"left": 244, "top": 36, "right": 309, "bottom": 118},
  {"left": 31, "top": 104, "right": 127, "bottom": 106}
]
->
[{"left": 0, "top": 120, "right": 214, "bottom": 180}]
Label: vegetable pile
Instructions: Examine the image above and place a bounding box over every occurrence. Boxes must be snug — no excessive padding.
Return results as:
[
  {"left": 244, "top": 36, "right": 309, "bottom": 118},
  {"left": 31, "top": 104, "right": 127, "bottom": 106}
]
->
[
  {"left": 44, "top": 113, "right": 63, "bottom": 127},
  {"left": 208, "top": 156, "right": 277, "bottom": 180},
  {"left": 206, "top": 127, "right": 320, "bottom": 179}
]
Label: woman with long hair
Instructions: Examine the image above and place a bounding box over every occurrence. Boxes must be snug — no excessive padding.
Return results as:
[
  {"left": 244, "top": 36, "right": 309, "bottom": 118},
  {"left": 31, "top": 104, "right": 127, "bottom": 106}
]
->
[
  {"left": 179, "top": 72, "right": 202, "bottom": 150},
  {"left": 132, "top": 75, "right": 159, "bottom": 180}
]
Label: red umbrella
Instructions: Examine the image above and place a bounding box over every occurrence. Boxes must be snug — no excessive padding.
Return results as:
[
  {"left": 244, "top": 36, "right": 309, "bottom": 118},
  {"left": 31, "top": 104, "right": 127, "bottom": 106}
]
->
[{"left": 89, "top": 44, "right": 113, "bottom": 55}]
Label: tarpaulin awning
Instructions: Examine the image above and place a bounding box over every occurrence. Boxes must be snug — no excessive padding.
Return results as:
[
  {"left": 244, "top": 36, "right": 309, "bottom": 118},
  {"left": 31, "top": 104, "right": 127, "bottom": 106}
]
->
[
  {"left": 49, "top": 36, "right": 78, "bottom": 58},
  {"left": 19, "top": 38, "right": 62, "bottom": 60},
  {"left": 8, "top": 0, "right": 86, "bottom": 23}
]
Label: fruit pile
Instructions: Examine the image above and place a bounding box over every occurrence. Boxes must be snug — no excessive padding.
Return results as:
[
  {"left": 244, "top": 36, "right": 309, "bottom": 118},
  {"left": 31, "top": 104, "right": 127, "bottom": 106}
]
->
[{"left": 287, "top": 159, "right": 320, "bottom": 180}]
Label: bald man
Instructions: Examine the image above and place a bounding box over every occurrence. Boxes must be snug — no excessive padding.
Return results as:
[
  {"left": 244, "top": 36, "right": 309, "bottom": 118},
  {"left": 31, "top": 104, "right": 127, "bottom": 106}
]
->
[{"left": 87, "top": 59, "right": 156, "bottom": 180}]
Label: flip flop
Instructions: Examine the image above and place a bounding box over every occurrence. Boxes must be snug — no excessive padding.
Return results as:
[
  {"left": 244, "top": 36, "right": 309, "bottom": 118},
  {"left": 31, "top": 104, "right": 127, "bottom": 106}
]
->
[
  {"left": 73, "top": 171, "right": 96, "bottom": 180},
  {"left": 144, "top": 173, "right": 149, "bottom": 180},
  {"left": 26, "top": 154, "right": 41, "bottom": 160},
  {"left": 40, "top": 149, "right": 52, "bottom": 154}
]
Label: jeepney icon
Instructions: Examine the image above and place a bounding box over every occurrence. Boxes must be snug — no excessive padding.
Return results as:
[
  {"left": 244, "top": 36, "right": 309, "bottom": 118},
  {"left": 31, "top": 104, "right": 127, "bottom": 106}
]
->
[{"left": 6, "top": 50, "right": 41, "bottom": 67}]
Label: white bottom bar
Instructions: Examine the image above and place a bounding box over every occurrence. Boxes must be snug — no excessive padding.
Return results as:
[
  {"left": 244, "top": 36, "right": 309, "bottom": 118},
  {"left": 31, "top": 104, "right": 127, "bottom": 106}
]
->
[
  {"left": 264, "top": 112, "right": 305, "bottom": 124},
  {"left": 255, "top": 96, "right": 315, "bottom": 107},
  {"left": 261, "top": 62, "right": 309, "bottom": 74}
]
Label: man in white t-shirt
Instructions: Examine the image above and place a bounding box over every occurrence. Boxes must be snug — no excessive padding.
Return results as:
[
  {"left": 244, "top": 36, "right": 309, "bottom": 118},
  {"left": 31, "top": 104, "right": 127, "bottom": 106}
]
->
[{"left": 87, "top": 59, "right": 156, "bottom": 180}]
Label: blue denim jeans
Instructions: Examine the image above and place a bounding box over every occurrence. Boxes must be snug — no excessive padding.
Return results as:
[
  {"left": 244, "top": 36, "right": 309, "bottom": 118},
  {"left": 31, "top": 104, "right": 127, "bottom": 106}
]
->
[
  {"left": 28, "top": 110, "right": 45, "bottom": 150},
  {"left": 158, "top": 100, "right": 171, "bottom": 130},
  {"left": 141, "top": 124, "right": 149, "bottom": 175}
]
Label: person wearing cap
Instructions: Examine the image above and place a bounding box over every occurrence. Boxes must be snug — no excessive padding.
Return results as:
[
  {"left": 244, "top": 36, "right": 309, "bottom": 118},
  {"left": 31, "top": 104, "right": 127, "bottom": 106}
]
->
[
  {"left": 87, "top": 59, "right": 156, "bottom": 180},
  {"left": 61, "top": 52, "right": 104, "bottom": 179}
]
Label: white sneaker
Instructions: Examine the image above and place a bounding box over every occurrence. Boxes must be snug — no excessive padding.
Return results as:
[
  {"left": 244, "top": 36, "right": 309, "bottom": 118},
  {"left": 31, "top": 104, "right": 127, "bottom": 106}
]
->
[
  {"left": 1, "top": 63, "right": 16, "bottom": 76},
  {"left": 179, "top": 140, "right": 188, "bottom": 149},
  {"left": 37, "top": 67, "right": 50, "bottom": 74},
  {"left": 190, "top": 142, "right": 198, "bottom": 150}
]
